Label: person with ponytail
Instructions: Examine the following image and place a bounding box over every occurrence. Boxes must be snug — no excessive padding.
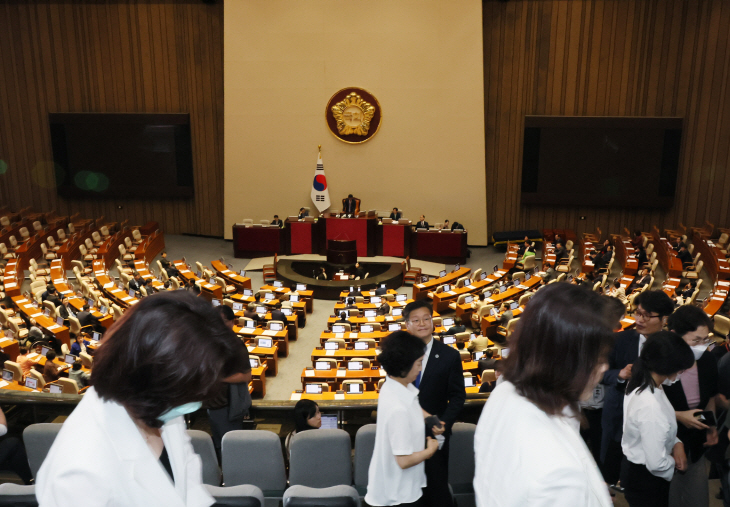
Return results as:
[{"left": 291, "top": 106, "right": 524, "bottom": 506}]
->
[{"left": 621, "top": 331, "right": 695, "bottom": 507}]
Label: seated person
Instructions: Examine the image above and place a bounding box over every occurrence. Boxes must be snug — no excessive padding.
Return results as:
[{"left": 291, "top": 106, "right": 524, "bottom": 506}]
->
[
  {"left": 159, "top": 252, "right": 181, "bottom": 278},
  {"left": 415, "top": 215, "right": 429, "bottom": 230},
  {"left": 598, "top": 239, "right": 612, "bottom": 255},
  {"left": 128, "top": 273, "right": 150, "bottom": 294},
  {"left": 285, "top": 400, "right": 321, "bottom": 456},
  {"left": 479, "top": 360, "right": 504, "bottom": 393},
  {"left": 70, "top": 333, "right": 90, "bottom": 357},
  {"left": 271, "top": 215, "right": 283, "bottom": 228},
  {"left": 244, "top": 303, "right": 262, "bottom": 323},
  {"left": 42, "top": 350, "right": 61, "bottom": 384},
  {"left": 516, "top": 237, "right": 530, "bottom": 256},
  {"left": 297, "top": 207, "right": 309, "bottom": 219},
  {"left": 630, "top": 230, "right": 643, "bottom": 249},
  {"left": 16, "top": 347, "right": 33, "bottom": 376},
  {"left": 498, "top": 309, "right": 514, "bottom": 329},
  {"left": 77, "top": 304, "right": 105, "bottom": 333},
  {"left": 345, "top": 298, "right": 358, "bottom": 310},
  {"left": 389, "top": 208, "right": 402, "bottom": 221},
  {"left": 635, "top": 244, "right": 648, "bottom": 267},
  {"left": 334, "top": 311, "right": 350, "bottom": 325},
  {"left": 343, "top": 194, "right": 357, "bottom": 215},
  {"left": 374, "top": 284, "right": 388, "bottom": 296},
  {"left": 270, "top": 302, "right": 288, "bottom": 325},
  {"left": 191, "top": 284, "right": 202, "bottom": 297},
  {"left": 451, "top": 221, "right": 465, "bottom": 231},
  {"left": 349, "top": 262, "right": 365, "bottom": 280},
  {"left": 628, "top": 268, "right": 652, "bottom": 292},
  {"left": 606, "top": 279, "right": 627, "bottom": 303},
  {"left": 314, "top": 266, "right": 327, "bottom": 280},
  {"left": 44, "top": 287, "right": 61, "bottom": 307},
  {"left": 477, "top": 349, "right": 498, "bottom": 372},
  {"left": 468, "top": 332, "right": 491, "bottom": 353},
  {"left": 0, "top": 406, "right": 32, "bottom": 485},
  {"left": 672, "top": 236, "right": 686, "bottom": 252},
  {"left": 553, "top": 242, "right": 567, "bottom": 267},
  {"left": 455, "top": 340, "right": 471, "bottom": 360},
  {"left": 377, "top": 301, "right": 391, "bottom": 316},
  {"left": 68, "top": 361, "right": 90, "bottom": 388},
  {"left": 348, "top": 286, "right": 363, "bottom": 298},
  {"left": 57, "top": 297, "right": 74, "bottom": 321},
  {"left": 677, "top": 244, "right": 693, "bottom": 267},
  {"left": 673, "top": 280, "right": 698, "bottom": 305}
]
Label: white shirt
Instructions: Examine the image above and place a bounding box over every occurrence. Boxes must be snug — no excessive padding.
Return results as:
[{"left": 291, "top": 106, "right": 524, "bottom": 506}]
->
[
  {"left": 365, "top": 378, "right": 426, "bottom": 506},
  {"left": 622, "top": 385, "right": 680, "bottom": 481},
  {"left": 474, "top": 382, "right": 612, "bottom": 507},
  {"left": 420, "top": 337, "right": 434, "bottom": 378}
]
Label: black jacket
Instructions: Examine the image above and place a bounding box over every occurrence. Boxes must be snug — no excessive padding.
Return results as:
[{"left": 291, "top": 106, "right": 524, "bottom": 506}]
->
[
  {"left": 418, "top": 338, "right": 466, "bottom": 435},
  {"left": 601, "top": 330, "right": 641, "bottom": 447},
  {"left": 415, "top": 221, "right": 429, "bottom": 230}
]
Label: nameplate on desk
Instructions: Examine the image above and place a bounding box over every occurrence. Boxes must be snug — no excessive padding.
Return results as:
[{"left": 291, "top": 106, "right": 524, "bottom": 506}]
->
[
  {"left": 335, "top": 333, "right": 344, "bottom": 339},
  {"left": 447, "top": 291, "right": 457, "bottom": 296},
  {"left": 240, "top": 328, "right": 255, "bottom": 335},
  {"left": 304, "top": 370, "right": 315, "bottom": 377},
  {"left": 4, "top": 283, "right": 15, "bottom": 289},
  {"left": 334, "top": 393, "right": 345, "bottom": 400},
  {"left": 143, "top": 274, "right": 152, "bottom": 279},
  {"left": 104, "top": 283, "right": 114, "bottom": 289},
  {"left": 496, "top": 271, "right": 506, "bottom": 275},
  {"left": 122, "top": 297, "right": 133, "bottom": 302},
  {"left": 31, "top": 313, "right": 42, "bottom": 318},
  {"left": 262, "top": 330, "right": 277, "bottom": 336},
  {"left": 180, "top": 269, "right": 190, "bottom": 273},
  {"left": 517, "top": 285, "right": 529, "bottom": 290},
  {"left": 53, "top": 279, "right": 64, "bottom": 284},
  {"left": 61, "top": 291, "right": 73, "bottom": 295},
  {"left": 27, "top": 353, "right": 39, "bottom": 360},
  {"left": 47, "top": 324, "right": 60, "bottom": 331},
  {"left": 17, "top": 298, "right": 28, "bottom": 304},
  {"left": 325, "top": 349, "right": 336, "bottom": 356},
  {"left": 336, "top": 370, "right": 347, "bottom": 377},
  {"left": 484, "top": 298, "right": 494, "bottom": 304},
  {"left": 467, "top": 285, "right": 476, "bottom": 290},
  {"left": 291, "top": 393, "right": 302, "bottom": 401}
]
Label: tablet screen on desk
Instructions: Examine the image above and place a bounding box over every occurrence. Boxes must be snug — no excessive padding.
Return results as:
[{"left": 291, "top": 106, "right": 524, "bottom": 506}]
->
[
  {"left": 484, "top": 291, "right": 492, "bottom": 297},
  {"left": 360, "top": 325, "right": 373, "bottom": 333},
  {"left": 443, "top": 318, "right": 455, "bottom": 328},
  {"left": 320, "top": 414, "right": 338, "bottom": 428},
  {"left": 243, "top": 289, "right": 253, "bottom": 296},
  {"left": 240, "top": 270, "right": 246, "bottom": 277},
  {"left": 232, "top": 302, "right": 243, "bottom": 311},
  {"left": 348, "top": 361, "right": 363, "bottom": 370},
  {"left": 64, "top": 354, "right": 75, "bottom": 364},
  {"left": 258, "top": 338, "right": 272, "bottom": 348},
  {"left": 315, "top": 361, "right": 330, "bottom": 370},
  {"left": 264, "top": 293, "right": 275, "bottom": 301},
  {"left": 41, "top": 346, "right": 51, "bottom": 357},
  {"left": 256, "top": 306, "right": 267, "bottom": 314},
  {"left": 473, "top": 351, "right": 484, "bottom": 361},
  {"left": 443, "top": 336, "right": 456, "bottom": 345},
  {"left": 296, "top": 284, "right": 307, "bottom": 291},
  {"left": 347, "top": 383, "right": 363, "bottom": 394},
  {"left": 56, "top": 317, "right": 64, "bottom": 326},
  {"left": 43, "top": 308, "right": 50, "bottom": 317},
  {"left": 245, "top": 320, "right": 256, "bottom": 329},
  {"left": 370, "top": 296, "right": 381, "bottom": 304},
  {"left": 392, "top": 308, "right": 403, "bottom": 316},
  {"left": 442, "top": 285, "right": 451, "bottom": 292},
  {"left": 464, "top": 296, "right": 473, "bottom": 304},
  {"left": 49, "top": 384, "right": 62, "bottom": 394},
  {"left": 439, "top": 270, "right": 447, "bottom": 278},
  {"left": 100, "top": 306, "right": 108, "bottom": 315},
  {"left": 510, "top": 302, "right": 519, "bottom": 310},
  {"left": 464, "top": 377, "right": 475, "bottom": 387},
  {"left": 282, "top": 308, "right": 292, "bottom": 316},
  {"left": 249, "top": 358, "right": 259, "bottom": 368},
  {"left": 499, "top": 286, "right": 506, "bottom": 293},
  {"left": 525, "top": 273, "right": 531, "bottom": 281},
  {"left": 92, "top": 332, "right": 101, "bottom": 341},
  {"left": 481, "top": 272, "right": 488, "bottom": 280},
  {"left": 273, "top": 281, "right": 283, "bottom": 288},
  {"left": 396, "top": 294, "right": 407, "bottom": 302},
  {"left": 354, "top": 342, "right": 369, "bottom": 350},
  {"left": 490, "top": 308, "right": 499, "bottom": 317},
  {"left": 290, "top": 295, "right": 299, "bottom": 302},
  {"left": 501, "top": 347, "right": 510, "bottom": 358},
  {"left": 349, "top": 286, "right": 354, "bottom": 292},
  {"left": 388, "top": 323, "right": 401, "bottom": 332},
  {"left": 305, "top": 384, "right": 322, "bottom": 394},
  {"left": 1, "top": 370, "right": 13, "bottom": 382},
  {"left": 211, "top": 299, "right": 221, "bottom": 307},
  {"left": 493, "top": 265, "right": 499, "bottom": 273},
  {"left": 325, "top": 342, "right": 339, "bottom": 350},
  {"left": 332, "top": 325, "right": 346, "bottom": 333},
  {"left": 454, "top": 264, "right": 460, "bottom": 271},
  {"left": 270, "top": 323, "right": 283, "bottom": 331},
  {"left": 364, "top": 310, "right": 376, "bottom": 318},
  {"left": 25, "top": 378, "right": 37, "bottom": 389}
]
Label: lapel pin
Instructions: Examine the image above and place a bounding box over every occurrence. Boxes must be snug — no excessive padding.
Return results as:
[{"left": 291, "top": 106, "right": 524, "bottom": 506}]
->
[{"left": 435, "top": 354, "right": 439, "bottom": 358}]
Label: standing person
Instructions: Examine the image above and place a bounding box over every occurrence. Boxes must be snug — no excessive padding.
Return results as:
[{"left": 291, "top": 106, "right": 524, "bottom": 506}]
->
[
  {"left": 664, "top": 306, "right": 718, "bottom": 507},
  {"left": 205, "top": 305, "right": 252, "bottom": 459},
  {"left": 601, "top": 290, "right": 674, "bottom": 485},
  {"left": 404, "top": 300, "right": 465, "bottom": 507},
  {"left": 365, "top": 331, "right": 441, "bottom": 507},
  {"left": 621, "top": 331, "right": 695, "bottom": 507},
  {"left": 36, "top": 291, "right": 240, "bottom": 506},
  {"left": 473, "top": 283, "right": 614, "bottom": 506}
]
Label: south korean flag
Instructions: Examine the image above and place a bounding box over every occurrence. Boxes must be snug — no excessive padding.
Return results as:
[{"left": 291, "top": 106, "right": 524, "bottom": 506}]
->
[{"left": 311, "top": 148, "right": 331, "bottom": 213}]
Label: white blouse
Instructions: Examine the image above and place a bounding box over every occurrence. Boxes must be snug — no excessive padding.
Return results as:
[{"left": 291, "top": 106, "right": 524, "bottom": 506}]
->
[
  {"left": 622, "top": 384, "right": 680, "bottom": 481},
  {"left": 365, "top": 378, "right": 426, "bottom": 506}
]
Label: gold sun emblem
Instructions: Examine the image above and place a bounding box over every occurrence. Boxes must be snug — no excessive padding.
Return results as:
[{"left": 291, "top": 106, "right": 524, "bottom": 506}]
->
[{"left": 331, "top": 92, "right": 376, "bottom": 136}]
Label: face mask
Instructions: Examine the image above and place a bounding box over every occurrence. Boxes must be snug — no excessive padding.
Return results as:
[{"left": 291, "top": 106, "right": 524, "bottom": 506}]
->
[
  {"left": 662, "top": 376, "right": 680, "bottom": 386},
  {"left": 690, "top": 344, "right": 708, "bottom": 360},
  {"left": 158, "top": 402, "right": 202, "bottom": 423}
]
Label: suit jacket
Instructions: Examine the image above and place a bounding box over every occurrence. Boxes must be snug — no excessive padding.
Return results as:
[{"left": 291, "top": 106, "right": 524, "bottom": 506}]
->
[
  {"left": 664, "top": 351, "right": 718, "bottom": 463},
  {"left": 46, "top": 294, "right": 61, "bottom": 307},
  {"left": 389, "top": 212, "right": 402, "bottom": 221},
  {"left": 36, "top": 387, "right": 214, "bottom": 507},
  {"left": 343, "top": 199, "right": 357, "bottom": 214},
  {"left": 418, "top": 338, "right": 466, "bottom": 435},
  {"left": 554, "top": 246, "right": 567, "bottom": 263},
  {"left": 271, "top": 219, "right": 283, "bottom": 228},
  {"left": 129, "top": 279, "right": 143, "bottom": 292},
  {"left": 678, "top": 250, "right": 693, "bottom": 267},
  {"left": 374, "top": 287, "right": 387, "bottom": 296},
  {"left": 416, "top": 221, "right": 429, "bottom": 230},
  {"left": 270, "top": 310, "right": 288, "bottom": 325},
  {"left": 58, "top": 304, "right": 71, "bottom": 320},
  {"left": 601, "top": 330, "right": 641, "bottom": 446},
  {"left": 77, "top": 311, "right": 101, "bottom": 328},
  {"left": 298, "top": 211, "right": 309, "bottom": 219},
  {"left": 476, "top": 357, "right": 498, "bottom": 372}
]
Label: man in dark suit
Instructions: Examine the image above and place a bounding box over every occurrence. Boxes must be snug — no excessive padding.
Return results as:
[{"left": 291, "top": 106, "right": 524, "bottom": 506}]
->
[
  {"left": 635, "top": 245, "right": 648, "bottom": 267},
  {"left": 347, "top": 286, "right": 362, "bottom": 298},
  {"left": 628, "top": 267, "right": 652, "bottom": 292},
  {"left": 404, "top": 300, "right": 465, "bottom": 507},
  {"left": 128, "top": 273, "right": 146, "bottom": 294},
  {"left": 344, "top": 297, "right": 358, "bottom": 310},
  {"left": 389, "top": 208, "right": 401, "bottom": 221},
  {"left": 677, "top": 245, "right": 693, "bottom": 267},
  {"left": 159, "top": 252, "right": 181, "bottom": 278},
  {"left": 374, "top": 284, "right": 387, "bottom": 296},
  {"left": 271, "top": 215, "right": 283, "bottom": 228},
  {"left": 450, "top": 221, "right": 465, "bottom": 231},
  {"left": 477, "top": 348, "right": 498, "bottom": 373},
  {"left": 342, "top": 194, "right": 357, "bottom": 215},
  {"left": 415, "top": 215, "right": 429, "bottom": 230},
  {"left": 77, "top": 304, "right": 105, "bottom": 333},
  {"left": 553, "top": 242, "right": 567, "bottom": 267},
  {"left": 516, "top": 236, "right": 530, "bottom": 256},
  {"left": 244, "top": 303, "right": 262, "bottom": 323},
  {"left": 270, "top": 302, "right": 288, "bottom": 327},
  {"left": 45, "top": 287, "right": 61, "bottom": 307},
  {"left": 297, "top": 208, "right": 309, "bottom": 220},
  {"left": 600, "top": 290, "right": 673, "bottom": 484}
]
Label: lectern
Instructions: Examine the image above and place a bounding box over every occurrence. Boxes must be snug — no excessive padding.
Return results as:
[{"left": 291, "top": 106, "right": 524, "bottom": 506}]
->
[{"left": 327, "top": 239, "right": 357, "bottom": 265}]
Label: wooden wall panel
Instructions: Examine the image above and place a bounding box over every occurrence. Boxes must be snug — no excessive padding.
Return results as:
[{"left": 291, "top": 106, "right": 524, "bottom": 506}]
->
[
  {"left": 483, "top": 0, "right": 730, "bottom": 239},
  {"left": 0, "top": 0, "right": 223, "bottom": 236}
]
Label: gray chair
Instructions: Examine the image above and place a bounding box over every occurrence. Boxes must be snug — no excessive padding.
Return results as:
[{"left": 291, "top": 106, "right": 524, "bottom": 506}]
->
[
  {"left": 187, "top": 430, "right": 222, "bottom": 486},
  {"left": 221, "top": 430, "right": 287, "bottom": 497},
  {"left": 0, "top": 483, "right": 37, "bottom": 507},
  {"left": 353, "top": 424, "right": 376, "bottom": 496},
  {"left": 22, "top": 423, "right": 62, "bottom": 479},
  {"left": 289, "top": 429, "right": 352, "bottom": 488},
  {"left": 283, "top": 485, "right": 360, "bottom": 507},
  {"left": 205, "top": 484, "right": 264, "bottom": 507},
  {"left": 448, "top": 422, "right": 477, "bottom": 507}
]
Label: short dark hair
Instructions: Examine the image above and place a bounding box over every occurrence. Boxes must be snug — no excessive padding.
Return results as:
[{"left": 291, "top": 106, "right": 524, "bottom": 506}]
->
[
  {"left": 91, "top": 291, "right": 239, "bottom": 428},
  {"left": 485, "top": 349, "right": 493, "bottom": 358},
  {"left": 82, "top": 304, "right": 90, "bottom": 311},
  {"left": 293, "top": 399, "right": 319, "bottom": 433},
  {"left": 494, "top": 360, "right": 505, "bottom": 373},
  {"left": 274, "top": 215, "right": 279, "bottom": 218},
  {"left": 627, "top": 331, "right": 694, "bottom": 394},
  {"left": 601, "top": 295, "right": 627, "bottom": 331},
  {"left": 403, "top": 300, "right": 432, "bottom": 322},
  {"left": 46, "top": 350, "right": 56, "bottom": 361},
  {"left": 191, "top": 284, "right": 201, "bottom": 295},
  {"left": 667, "top": 305, "right": 712, "bottom": 336},
  {"left": 378, "top": 331, "right": 426, "bottom": 378},
  {"left": 635, "top": 290, "right": 674, "bottom": 317},
  {"left": 348, "top": 194, "right": 353, "bottom": 198},
  {"left": 19, "top": 347, "right": 27, "bottom": 355},
  {"left": 217, "top": 305, "right": 235, "bottom": 323},
  {"left": 72, "top": 361, "right": 82, "bottom": 371},
  {"left": 503, "top": 283, "right": 614, "bottom": 416}
]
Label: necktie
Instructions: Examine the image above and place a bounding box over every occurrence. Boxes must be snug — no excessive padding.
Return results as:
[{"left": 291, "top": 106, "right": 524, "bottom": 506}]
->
[{"left": 414, "top": 371, "right": 422, "bottom": 388}]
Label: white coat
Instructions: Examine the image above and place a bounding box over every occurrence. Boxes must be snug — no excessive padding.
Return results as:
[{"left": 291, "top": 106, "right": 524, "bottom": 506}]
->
[
  {"left": 36, "top": 387, "right": 213, "bottom": 507},
  {"left": 473, "top": 381, "right": 612, "bottom": 507}
]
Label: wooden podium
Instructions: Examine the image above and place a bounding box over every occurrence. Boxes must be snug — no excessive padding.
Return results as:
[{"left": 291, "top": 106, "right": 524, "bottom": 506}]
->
[{"left": 327, "top": 239, "right": 357, "bottom": 265}]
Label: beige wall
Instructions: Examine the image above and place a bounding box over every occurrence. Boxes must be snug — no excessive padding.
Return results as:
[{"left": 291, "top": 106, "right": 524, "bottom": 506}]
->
[{"left": 224, "top": 0, "right": 487, "bottom": 244}]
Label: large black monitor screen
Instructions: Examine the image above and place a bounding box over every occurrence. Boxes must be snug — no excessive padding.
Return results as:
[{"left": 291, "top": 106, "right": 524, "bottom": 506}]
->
[
  {"left": 49, "top": 113, "right": 194, "bottom": 199},
  {"left": 521, "top": 116, "right": 682, "bottom": 208}
]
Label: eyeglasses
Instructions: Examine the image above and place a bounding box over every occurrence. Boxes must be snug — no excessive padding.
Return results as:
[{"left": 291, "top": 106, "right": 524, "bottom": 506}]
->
[
  {"left": 634, "top": 310, "right": 661, "bottom": 321},
  {"left": 408, "top": 317, "right": 433, "bottom": 326},
  {"left": 689, "top": 336, "right": 712, "bottom": 346}
]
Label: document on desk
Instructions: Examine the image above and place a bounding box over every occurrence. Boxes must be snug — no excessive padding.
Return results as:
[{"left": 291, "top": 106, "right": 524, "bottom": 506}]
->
[
  {"left": 47, "top": 324, "right": 61, "bottom": 331},
  {"left": 335, "top": 333, "right": 344, "bottom": 339},
  {"left": 290, "top": 393, "right": 302, "bottom": 401},
  {"left": 304, "top": 370, "right": 315, "bottom": 377},
  {"left": 262, "top": 330, "right": 278, "bottom": 336},
  {"left": 379, "top": 368, "right": 386, "bottom": 376},
  {"left": 247, "top": 346, "right": 255, "bottom": 353},
  {"left": 447, "top": 291, "right": 457, "bottom": 296},
  {"left": 336, "top": 370, "right": 347, "bottom": 377},
  {"left": 467, "top": 285, "right": 476, "bottom": 290},
  {"left": 367, "top": 317, "right": 376, "bottom": 322},
  {"left": 325, "top": 349, "right": 336, "bottom": 356},
  {"left": 416, "top": 284, "right": 425, "bottom": 289},
  {"left": 349, "top": 332, "right": 358, "bottom": 338},
  {"left": 334, "top": 393, "right": 345, "bottom": 400},
  {"left": 0, "top": 381, "right": 8, "bottom": 388}
]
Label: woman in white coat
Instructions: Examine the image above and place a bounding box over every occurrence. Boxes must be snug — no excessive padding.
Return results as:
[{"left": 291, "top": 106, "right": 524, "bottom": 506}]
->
[
  {"left": 36, "top": 291, "right": 240, "bottom": 507},
  {"left": 473, "top": 283, "right": 615, "bottom": 507}
]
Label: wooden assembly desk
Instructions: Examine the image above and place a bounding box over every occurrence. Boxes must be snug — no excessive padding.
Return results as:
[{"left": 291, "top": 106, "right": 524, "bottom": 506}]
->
[{"left": 412, "top": 267, "right": 471, "bottom": 300}]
